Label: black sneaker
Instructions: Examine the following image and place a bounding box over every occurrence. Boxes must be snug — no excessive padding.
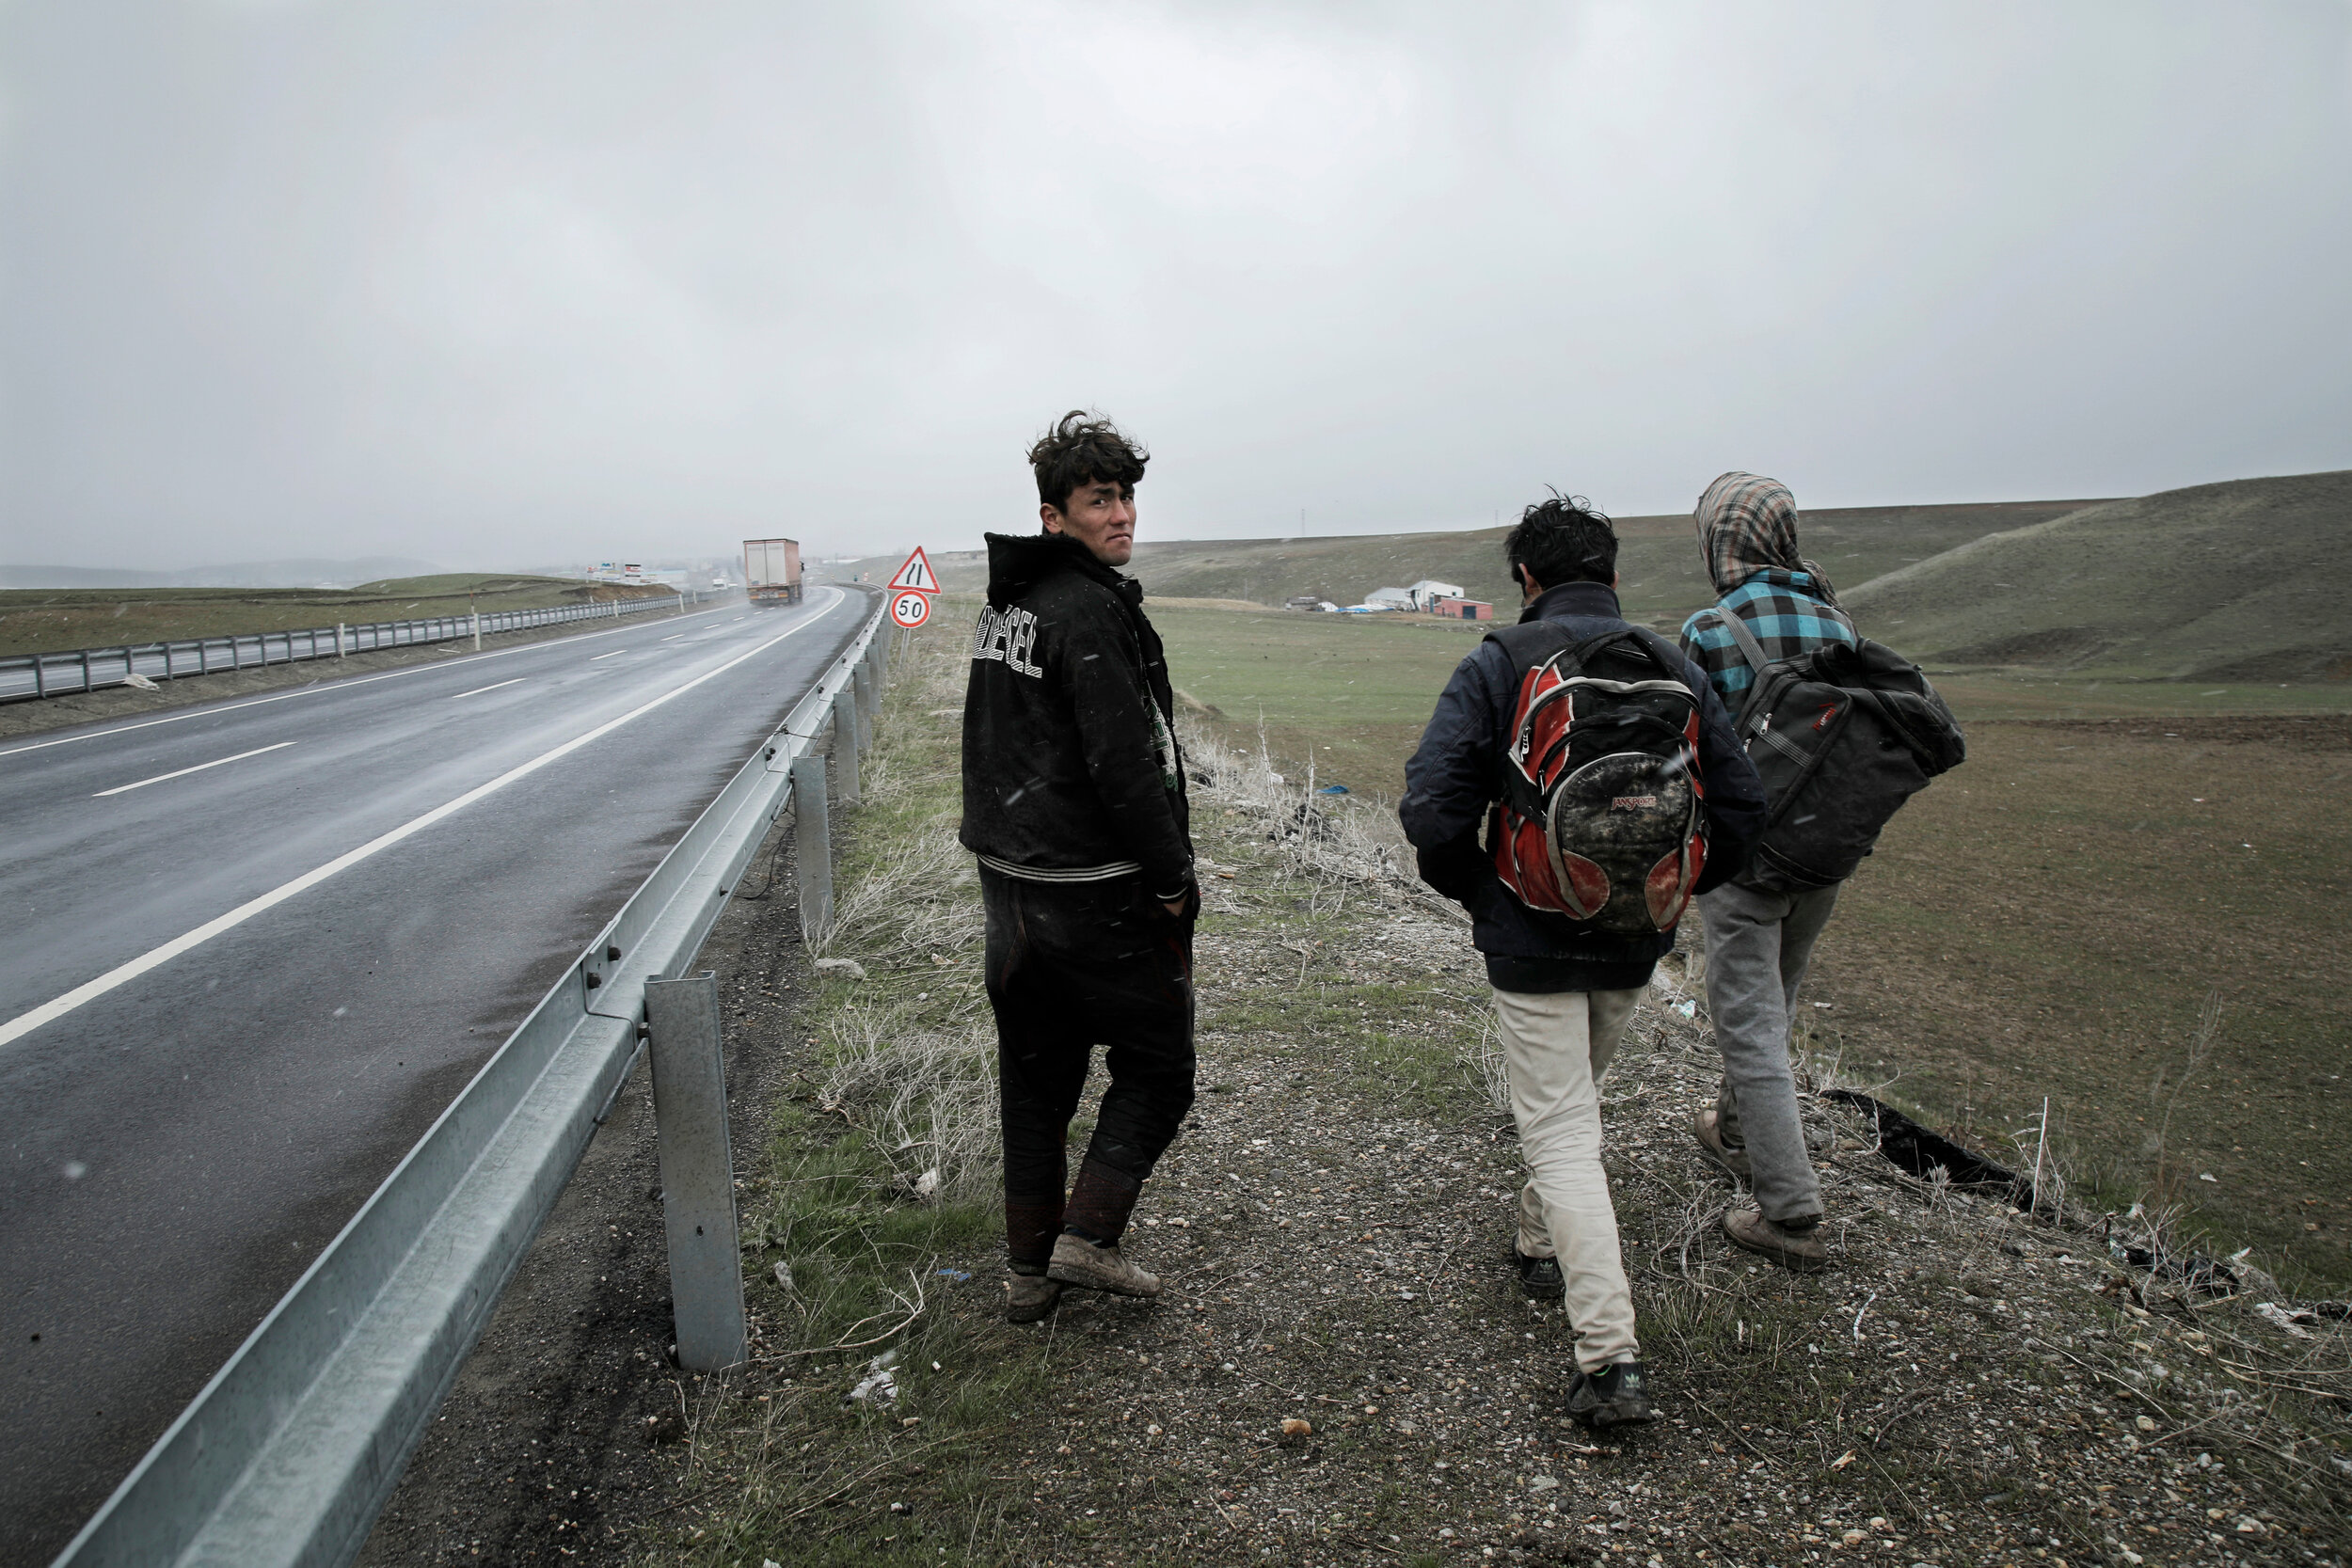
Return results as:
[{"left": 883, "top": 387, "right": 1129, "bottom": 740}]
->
[
  {"left": 1565, "top": 1361, "right": 1658, "bottom": 1430},
  {"left": 1510, "top": 1244, "right": 1565, "bottom": 1301}
]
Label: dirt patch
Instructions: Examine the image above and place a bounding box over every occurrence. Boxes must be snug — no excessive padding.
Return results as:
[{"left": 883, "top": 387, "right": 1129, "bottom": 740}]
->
[
  {"left": 2001, "top": 715, "right": 2352, "bottom": 754},
  {"left": 1802, "top": 719, "right": 2352, "bottom": 1291}
]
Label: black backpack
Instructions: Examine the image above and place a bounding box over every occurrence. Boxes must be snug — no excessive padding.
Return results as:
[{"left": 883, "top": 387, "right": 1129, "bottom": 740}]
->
[
  {"left": 1700, "top": 607, "right": 1965, "bottom": 890},
  {"left": 1486, "top": 621, "right": 1711, "bottom": 934}
]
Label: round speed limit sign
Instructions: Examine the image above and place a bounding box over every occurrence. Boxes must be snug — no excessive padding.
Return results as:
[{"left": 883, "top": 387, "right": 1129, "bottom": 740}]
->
[{"left": 890, "top": 590, "right": 932, "bottom": 628}]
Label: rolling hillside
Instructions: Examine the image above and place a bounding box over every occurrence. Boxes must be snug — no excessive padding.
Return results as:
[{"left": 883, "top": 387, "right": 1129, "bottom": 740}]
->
[
  {"left": 828, "top": 496, "right": 2095, "bottom": 627},
  {"left": 1841, "top": 469, "right": 2352, "bottom": 682},
  {"left": 833, "top": 471, "right": 2352, "bottom": 683}
]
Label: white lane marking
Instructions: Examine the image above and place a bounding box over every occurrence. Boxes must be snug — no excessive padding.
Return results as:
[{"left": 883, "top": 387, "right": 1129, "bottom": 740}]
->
[
  {"left": 0, "top": 602, "right": 750, "bottom": 761},
  {"left": 0, "top": 589, "right": 849, "bottom": 1053},
  {"left": 589, "top": 649, "right": 630, "bottom": 661},
  {"left": 660, "top": 634, "right": 686, "bottom": 642},
  {"left": 449, "top": 678, "right": 526, "bottom": 700},
  {"left": 92, "top": 741, "right": 298, "bottom": 798}
]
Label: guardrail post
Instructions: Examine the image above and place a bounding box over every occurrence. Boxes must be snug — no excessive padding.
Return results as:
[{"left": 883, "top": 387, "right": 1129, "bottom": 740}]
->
[
  {"left": 831, "top": 689, "right": 861, "bottom": 806},
  {"left": 337, "top": 622, "right": 347, "bottom": 658},
  {"left": 850, "top": 661, "right": 876, "bottom": 750},
  {"left": 642, "top": 973, "right": 747, "bottom": 1372},
  {"left": 791, "top": 753, "right": 834, "bottom": 944},
  {"left": 471, "top": 610, "right": 482, "bottom": 651}
]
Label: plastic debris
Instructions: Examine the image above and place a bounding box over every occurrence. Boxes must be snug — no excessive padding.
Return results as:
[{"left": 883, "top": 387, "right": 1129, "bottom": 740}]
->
[
  {"left": 850, "top": 1350, "right": 900, "bottom": 1404},
  {"left": 2255, "top": 1302, "right": 2319, "bottom": 1339},
  {"left": 1316, "top": 784, "right": 1350, "bottom": 795},
  {"left": 935, "top": 1267, "right": 972, "bottom": 1283},
  {"left": 772, "top": 1260, "right": 794, "bottom": 1292}
]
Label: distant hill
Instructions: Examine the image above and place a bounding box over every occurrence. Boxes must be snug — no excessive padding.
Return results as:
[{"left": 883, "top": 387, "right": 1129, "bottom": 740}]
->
[
  {"left": 828, "top": 496, "right": 2099, "bottom": 629},
  {"left": 1839, "top": 469, "right": 2352, "bottom": 682},
  {"left": 835, "top": 475, "right": 2352, "bottom": 681},
  {"left": 0, "top": 573, "right": 669, "bottom": 658},
  {"left": 0, "top": 557, "right": 445, "bottom": 590}
]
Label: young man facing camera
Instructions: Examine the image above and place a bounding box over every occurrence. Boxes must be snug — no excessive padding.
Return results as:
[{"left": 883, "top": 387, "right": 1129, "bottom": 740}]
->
[
  {"left": 1402, "top": 496, "right": 1766, "bottom": 1427},
  {"left": 961, "top": 411, "right": 1197, "bottom": 1323}
]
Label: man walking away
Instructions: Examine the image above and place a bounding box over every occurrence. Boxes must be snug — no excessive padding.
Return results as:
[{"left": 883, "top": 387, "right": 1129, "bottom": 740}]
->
[
  {"left": 1677, "top": 471, "right": 1858, "bottom": 1273},
  {"left": 961, "top": 411, "right": 1198, "bottom": 1324},
  {"left": 1403, "top": 496, "right": 1765, "bottom": 1428}
]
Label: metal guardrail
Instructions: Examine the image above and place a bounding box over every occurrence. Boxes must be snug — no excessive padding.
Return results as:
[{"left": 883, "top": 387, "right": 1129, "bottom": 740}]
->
[
  {"left": 55, "top": 593, "right": 890, "bottom": 1568},
  {"left": 0, "top": 587, "right": 728, "bottom": 704}
]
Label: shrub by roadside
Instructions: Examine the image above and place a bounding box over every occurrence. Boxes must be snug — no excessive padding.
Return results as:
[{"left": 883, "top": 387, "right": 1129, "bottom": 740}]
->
[{"left": 628, "top": 615, "right": 2349, "bottom": 1567}]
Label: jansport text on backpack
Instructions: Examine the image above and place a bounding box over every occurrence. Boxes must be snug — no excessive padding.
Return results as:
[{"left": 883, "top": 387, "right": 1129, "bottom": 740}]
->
[
  {"left": 1487, "top": 624, "right": 1709, "bottom": 933},
  {"left": 1702, "top": 608, "right": 1965, "bottom": 889}
]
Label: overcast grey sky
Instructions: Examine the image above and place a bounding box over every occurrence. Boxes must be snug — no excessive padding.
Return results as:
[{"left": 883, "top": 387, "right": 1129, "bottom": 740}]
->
[{"left": 3, "top": 1, "right": 2347, "bottom": 572}]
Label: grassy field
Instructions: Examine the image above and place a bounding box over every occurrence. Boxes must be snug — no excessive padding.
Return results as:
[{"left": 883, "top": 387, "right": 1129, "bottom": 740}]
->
[
  {"left": 0, "top": 573, "right": 675, "bottom": 657},
  {"left": 1098, "top": 595, "right": 2352, "bottom": 1291}
]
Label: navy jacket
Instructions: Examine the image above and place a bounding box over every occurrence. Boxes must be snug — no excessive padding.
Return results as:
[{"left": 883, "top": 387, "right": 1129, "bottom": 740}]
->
[{"left": 1399, "top": 581, "right": 1768, "bottom": 991}]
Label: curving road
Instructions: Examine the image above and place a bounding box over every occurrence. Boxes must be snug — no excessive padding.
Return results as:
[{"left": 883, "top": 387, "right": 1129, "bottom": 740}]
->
[{"left": 0, "top": 586, "right": 869, "bottom": 1565}]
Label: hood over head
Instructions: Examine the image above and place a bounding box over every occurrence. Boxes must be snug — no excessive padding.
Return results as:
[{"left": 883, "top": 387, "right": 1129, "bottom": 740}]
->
[
  {"left": 982, "top": 530, "right": 1138, "bottom": 610},
  {"left": 1692, "top": 471, "right": 1838, "bottom": 602}
]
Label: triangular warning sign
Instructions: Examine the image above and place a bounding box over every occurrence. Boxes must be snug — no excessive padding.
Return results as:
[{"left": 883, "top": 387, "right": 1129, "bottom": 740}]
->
[{"left": 886, "top": 546, "right": 939, "bottom": 594}]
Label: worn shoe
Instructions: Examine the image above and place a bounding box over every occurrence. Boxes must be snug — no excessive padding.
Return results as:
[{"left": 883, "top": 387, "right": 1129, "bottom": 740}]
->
[
  {"left": 1006, "top": 1270, "right": 1062, "bottom": 1323},
  {"left": 1510, "top": 1244, "right": 1565, "bottom": 1301},
  {"left": 1724, "top": 1208, "right": 1827, "bottom": 1273},
  {"left": 1692, "top": 1106, "right": 1753, "bottom": 1181},
  {"left": 1565, "top": 1361, "right": 1658, "bottom": 1430},
  {"left": 1046, "top": 1232, "right": 1163, "bottom": 1298}
]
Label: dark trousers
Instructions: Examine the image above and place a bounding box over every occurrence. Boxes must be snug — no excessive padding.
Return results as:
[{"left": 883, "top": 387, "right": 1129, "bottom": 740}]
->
[{"left": 980, "top": 867, "right": 1196, "bottom": 1265}]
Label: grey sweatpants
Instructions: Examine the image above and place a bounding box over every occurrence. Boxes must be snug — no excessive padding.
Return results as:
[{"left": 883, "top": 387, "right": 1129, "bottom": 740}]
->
[{"left": 1696, "top": 879, "right": 1839, "bottom": 1226}]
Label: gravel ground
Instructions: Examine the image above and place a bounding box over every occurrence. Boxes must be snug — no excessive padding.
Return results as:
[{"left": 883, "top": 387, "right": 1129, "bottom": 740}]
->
[{"left": 363, "top": 619, "right": 2352, "bottom": 1567}]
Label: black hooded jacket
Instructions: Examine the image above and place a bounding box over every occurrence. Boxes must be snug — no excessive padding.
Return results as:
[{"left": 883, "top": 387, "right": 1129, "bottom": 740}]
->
[
  {"left": 1400, "top": 581, "right": 1768, "bottom": 991},
  {"left": 959, "top": 532, "right": 1193, "bottom": 900}
]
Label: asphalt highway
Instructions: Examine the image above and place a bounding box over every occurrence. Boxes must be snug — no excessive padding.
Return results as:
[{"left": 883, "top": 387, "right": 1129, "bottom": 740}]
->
[{"left": 0, "top": 586, "right": 869, "bottom": 1564}]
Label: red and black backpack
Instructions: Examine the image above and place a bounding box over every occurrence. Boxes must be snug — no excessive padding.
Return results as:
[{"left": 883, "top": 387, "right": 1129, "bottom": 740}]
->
[{"left": 1486, "top": 622, "right": 1709, "bottom": 934}]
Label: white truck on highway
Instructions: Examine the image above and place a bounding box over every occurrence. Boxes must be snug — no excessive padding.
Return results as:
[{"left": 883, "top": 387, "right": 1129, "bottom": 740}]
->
[{"left": 741, "top": 537, "right": 803, "bottom": 607}]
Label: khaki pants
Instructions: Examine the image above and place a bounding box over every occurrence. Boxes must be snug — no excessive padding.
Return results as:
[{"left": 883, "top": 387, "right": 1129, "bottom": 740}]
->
[{"left": 1493, "top": 985, "right": 1645, "bottom": 1371}]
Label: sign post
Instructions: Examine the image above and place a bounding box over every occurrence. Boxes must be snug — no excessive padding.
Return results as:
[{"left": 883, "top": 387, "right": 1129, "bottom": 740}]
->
[{"left": 886, "top": 546, "right": 939, "bottom": 629}]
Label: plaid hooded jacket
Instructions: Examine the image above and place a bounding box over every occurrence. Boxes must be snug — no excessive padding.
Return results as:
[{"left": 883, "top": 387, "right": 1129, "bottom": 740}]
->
[{"left": 1677, "top": 471, "right": 1855, "bottom": 709}]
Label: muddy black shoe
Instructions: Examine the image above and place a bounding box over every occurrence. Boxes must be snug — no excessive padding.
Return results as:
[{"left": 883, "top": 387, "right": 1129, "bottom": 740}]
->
[
  {"left": 1510, "top": 1244, "right": 1565, "bottom": 1301},
  {"left": 1724, "top": 1208, "right": 1827, "bottom": 1273},
  {"left": 1006, "top": 1270, "right": 1062, "bottom": 1323},
  {"left": 1692, "top": 1106, "right": 1753, "bottom": 1181},
  {"left": 1565, "top": 1361, "right": 1658, "bottom": 1430},
  {"left": 1047, "top": 1233, "right": 1162, "bottom": 1298}
]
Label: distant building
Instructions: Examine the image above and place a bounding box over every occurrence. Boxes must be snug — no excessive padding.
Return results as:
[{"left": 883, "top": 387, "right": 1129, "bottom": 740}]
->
[
  {"left": 1405, "top": 578, "right": 1465, "bottom": 610},
  {"left": 1429, "top": 595, "right": 1494, "bottom": 620},
  {"left": 1285, "top": 594, "right": 1325, "bottom": 611},
  {"left": 1364, "top": 586, "right": 1416, "bottom": 610}
]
